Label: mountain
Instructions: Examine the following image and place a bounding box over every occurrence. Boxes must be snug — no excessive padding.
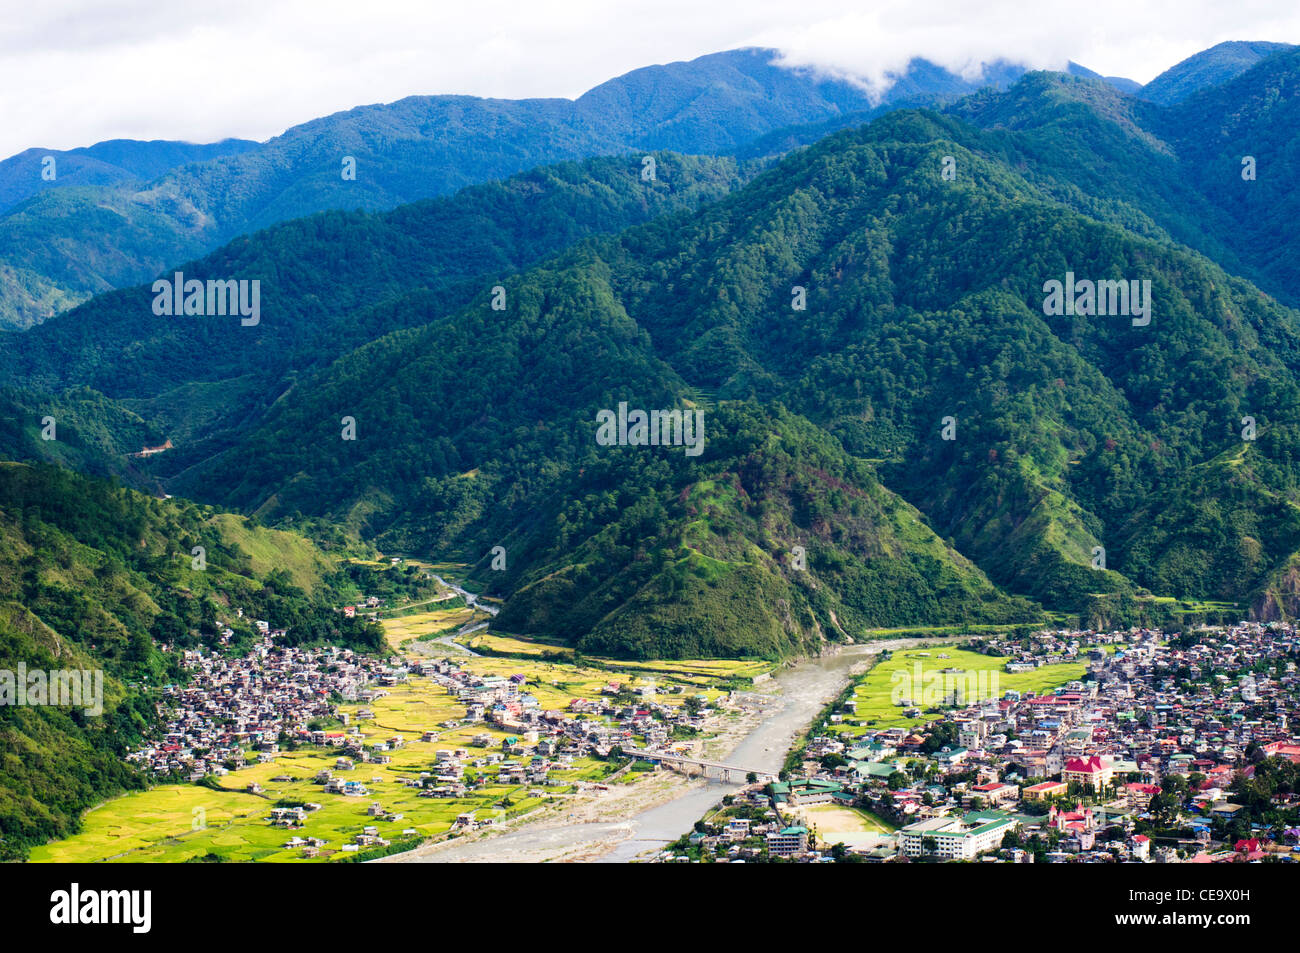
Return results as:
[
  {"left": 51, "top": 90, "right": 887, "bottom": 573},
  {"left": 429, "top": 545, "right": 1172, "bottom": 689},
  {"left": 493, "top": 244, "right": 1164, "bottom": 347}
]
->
[
  {"left": 0, "top": 151, "right": 760, "bottom": 455},
  {"left": 0, "top": 49, "right": 1069, "bottom": 330},
  {"left": 1065, "top": 62, "right": 1141, "bottom": 94},
  {"left": 0, "top": 461, "right": 388, "bottom": 859},
  {"left": 947, "top": 51, "right": 1300, "bottom": 308},
  {"left": 145, "top": 106, "right": 1300, "bottom": 647},
  {"left": 15, "top": 48, "right": 1300, "bottom": 659},
  {"left": 1138, "top": 40, "right": 1296, "bottom": 105},
  {"left": 0, "top": 385, "right": 165, "bottom": 486},
  {"left": 1156, "top": 48, "right": 1300, "bottom": 300},
  {"left": 0, "top": 137, "right": 259, "bottom": 213}
]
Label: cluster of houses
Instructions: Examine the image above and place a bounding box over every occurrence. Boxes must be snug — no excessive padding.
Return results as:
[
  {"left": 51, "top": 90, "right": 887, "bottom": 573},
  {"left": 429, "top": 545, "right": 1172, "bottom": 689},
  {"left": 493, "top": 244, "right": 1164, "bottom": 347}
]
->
[
  {"left": 129, "top": 624, "right": 741, "bottom": 859},
  {"left": 128, "top": 636, "right": 407, "bottom": 779},
  {"left": 661, "top": 622, "right": 1300, "bottom": 863},
  {"left": 418, "top": 658, "right": 717, "bottom": 764}
]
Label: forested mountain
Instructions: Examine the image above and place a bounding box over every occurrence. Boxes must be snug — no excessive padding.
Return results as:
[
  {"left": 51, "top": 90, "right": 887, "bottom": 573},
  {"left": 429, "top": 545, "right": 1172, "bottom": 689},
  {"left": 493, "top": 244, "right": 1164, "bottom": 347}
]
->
[
  {"left": 149, "top": 104, "right": 1300, "bottom": 649},
  {"left": 1, "top": 152, "right": 759, "bottom": 456},
  {"left": 949, "top": 50, "right": 1300, "bottom": 306},
  {"left": 0, "top": 137, "right": 259, "bottom": 213},
  {"left": 1138, "top": 40, "right": 1296, "bottom": 105},
  {"left": 0, "top": 461, "right": 385, "bottom": 859},
  {"left": 0, "top": 386, "right": 164, "bottom": 485},
  {"left": 1156, "top": 48, "right": 1300, "bottom": 299},
  {"left": 10, "top": 44, "right": 1300, "bottom": 661},
  {"left": 0, "top": 49, "right": 1082, "bottom": 330}
]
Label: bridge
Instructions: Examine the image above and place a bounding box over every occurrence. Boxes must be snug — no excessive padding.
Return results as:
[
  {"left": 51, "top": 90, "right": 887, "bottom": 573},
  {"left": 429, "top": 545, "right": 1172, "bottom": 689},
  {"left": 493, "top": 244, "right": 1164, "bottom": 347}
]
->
[{"left": 623, "top": 747, "right": 775, "bottom": 784}]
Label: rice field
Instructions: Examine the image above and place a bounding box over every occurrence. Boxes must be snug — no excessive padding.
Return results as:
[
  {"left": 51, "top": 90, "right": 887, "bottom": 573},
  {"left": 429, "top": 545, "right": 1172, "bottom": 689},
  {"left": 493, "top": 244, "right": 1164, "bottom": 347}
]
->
[
  {"left": 380, "top": 606, "right": 485, "bottom": 648},
  {"left": 30, "top": 644, "right": 743, "bottom": 863},
  {"left": 840, "top": 647, "right": 1088, "bottom": 734}
]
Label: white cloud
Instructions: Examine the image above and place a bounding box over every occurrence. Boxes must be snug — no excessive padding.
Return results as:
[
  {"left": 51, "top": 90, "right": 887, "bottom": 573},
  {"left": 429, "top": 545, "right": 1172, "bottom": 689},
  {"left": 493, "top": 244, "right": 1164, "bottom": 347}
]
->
[{"left": 1, "top": 0, "right": 1297, "bottom": 158}]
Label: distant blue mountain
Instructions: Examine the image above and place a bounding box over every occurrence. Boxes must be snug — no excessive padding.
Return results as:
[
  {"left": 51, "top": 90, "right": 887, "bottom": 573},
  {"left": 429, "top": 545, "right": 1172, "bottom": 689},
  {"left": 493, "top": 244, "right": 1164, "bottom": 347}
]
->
[
  {"left": 1066, "top": 61, "right": 1141, "bottom": 93},
  {"left": 0, "top": 47, "right": 1058, "bottom": 328},
  {"left": 0, "top": 137, "right": 259, "bottom": 212}
]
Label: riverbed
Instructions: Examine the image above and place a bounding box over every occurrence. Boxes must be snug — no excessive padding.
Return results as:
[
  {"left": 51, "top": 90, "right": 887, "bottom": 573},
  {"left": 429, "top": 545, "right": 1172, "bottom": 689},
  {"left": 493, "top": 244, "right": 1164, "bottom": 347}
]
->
[{"left": 381, "top": 635, "right": 968, "bottom": 863}]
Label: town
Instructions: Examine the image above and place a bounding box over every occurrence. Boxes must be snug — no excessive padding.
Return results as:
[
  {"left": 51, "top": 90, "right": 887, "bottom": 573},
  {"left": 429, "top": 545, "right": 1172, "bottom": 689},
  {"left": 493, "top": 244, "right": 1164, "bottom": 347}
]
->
[
  {"left": 655, "top": 622, "right": 1300, "bottom": 863},
  {"left": 71, "top": 603, "right": 1300, "bottom": 865},
  {"left": 101, "top": 597, "right": 757, "bottom": 862}
]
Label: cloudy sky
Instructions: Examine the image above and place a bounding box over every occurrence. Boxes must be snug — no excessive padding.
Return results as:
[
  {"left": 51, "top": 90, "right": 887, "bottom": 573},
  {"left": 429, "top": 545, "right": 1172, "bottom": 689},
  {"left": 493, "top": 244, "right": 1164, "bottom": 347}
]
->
[{"left": 3, "top": 0, "right": 1298, "bottom": 158}]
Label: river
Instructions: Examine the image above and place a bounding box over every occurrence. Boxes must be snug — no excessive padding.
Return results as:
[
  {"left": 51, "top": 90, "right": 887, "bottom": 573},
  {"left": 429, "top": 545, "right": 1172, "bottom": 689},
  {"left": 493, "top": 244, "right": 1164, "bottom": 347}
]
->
[{"left": 384, "top": 633, "right": 969, "bottom": 863}]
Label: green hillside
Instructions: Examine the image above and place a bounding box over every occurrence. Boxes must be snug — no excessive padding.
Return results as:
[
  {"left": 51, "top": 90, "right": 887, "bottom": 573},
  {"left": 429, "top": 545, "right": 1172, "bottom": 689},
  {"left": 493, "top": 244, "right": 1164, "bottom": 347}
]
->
[
  {"left": 13, "top": 53, "right": 1300, "bottom": 659},
  {"left": 148, "top": 105, "right": 1300, "bottom": 644},
  {"left": 0, "top": 462, "right": 386, "bottom": 859},
  {"left": 2, "top": 152, "right": 760, "bottom": 456}
]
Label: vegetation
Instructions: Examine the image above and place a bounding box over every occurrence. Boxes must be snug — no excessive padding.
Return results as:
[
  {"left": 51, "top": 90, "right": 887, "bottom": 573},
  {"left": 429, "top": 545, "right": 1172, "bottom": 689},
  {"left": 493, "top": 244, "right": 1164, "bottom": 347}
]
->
[
  {"left": 0, "top": 462, "right": 382, "bottom": 858},
  {"left": 0, "top": 48, "right": 1041, "bottom": 330}
]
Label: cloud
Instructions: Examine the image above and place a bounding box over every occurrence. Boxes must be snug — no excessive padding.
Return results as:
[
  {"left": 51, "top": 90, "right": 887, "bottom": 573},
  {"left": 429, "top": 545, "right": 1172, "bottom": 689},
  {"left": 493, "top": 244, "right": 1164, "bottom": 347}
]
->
[{"left": 0, "top": 0, "right": 1297, "bottom": 158}]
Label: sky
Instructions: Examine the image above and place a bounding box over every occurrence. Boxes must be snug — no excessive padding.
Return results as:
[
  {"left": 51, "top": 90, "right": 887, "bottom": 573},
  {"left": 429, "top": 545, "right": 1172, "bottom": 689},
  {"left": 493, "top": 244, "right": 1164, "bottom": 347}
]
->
[{"left": 2, "top": 0, "right": 1298, "bottom": 158}]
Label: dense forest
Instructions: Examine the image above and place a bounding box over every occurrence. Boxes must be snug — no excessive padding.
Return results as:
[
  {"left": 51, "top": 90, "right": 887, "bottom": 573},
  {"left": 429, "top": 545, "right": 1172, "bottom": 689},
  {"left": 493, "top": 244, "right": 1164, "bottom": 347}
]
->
[
  {"left": 160, "top": 75, "right": 1300, "bottom": 648},
  {"left": 0, "top": 152, "right": 761, "bottom": 460}
]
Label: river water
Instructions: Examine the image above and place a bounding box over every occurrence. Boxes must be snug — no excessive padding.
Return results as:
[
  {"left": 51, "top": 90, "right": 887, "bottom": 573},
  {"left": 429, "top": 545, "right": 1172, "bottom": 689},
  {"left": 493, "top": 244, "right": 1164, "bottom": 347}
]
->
[{"left": 390, "top": 635, "right": 965, "bottom": 863}]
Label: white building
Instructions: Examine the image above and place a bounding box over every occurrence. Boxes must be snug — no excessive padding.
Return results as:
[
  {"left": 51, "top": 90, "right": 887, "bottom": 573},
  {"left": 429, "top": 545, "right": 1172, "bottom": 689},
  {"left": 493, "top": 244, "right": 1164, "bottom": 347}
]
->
[{"left": 900, "top": 814, "right": 1018, "bottom": 860}]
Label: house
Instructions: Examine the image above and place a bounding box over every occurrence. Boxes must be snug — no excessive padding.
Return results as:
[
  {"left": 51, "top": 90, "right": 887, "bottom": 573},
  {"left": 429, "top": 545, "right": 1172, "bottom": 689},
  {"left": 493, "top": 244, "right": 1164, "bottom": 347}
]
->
[
  {"left": 1125, "top": 783, "right": 1161, "bottom": 811},
  {"left": 766, "top": 826, "right": 809, "bottom": 857},
  {"left": 1131, "top": 834, "right": 1150, "bottom": 861},
  {"left": 966, "top": 782, "right": 1018, "bottom": 806},
  {"left": 1022, "top": 781, "right": 1068, "bottom": 801},
  {"left": 1063, "top": 755, "right": 1114, "bottom": 791},
  {"left": 900, "top": 813, "right": 1018, "bottom": 860},
  {"left": 725, "top": 819, "right": 752, "bottom": 842}
]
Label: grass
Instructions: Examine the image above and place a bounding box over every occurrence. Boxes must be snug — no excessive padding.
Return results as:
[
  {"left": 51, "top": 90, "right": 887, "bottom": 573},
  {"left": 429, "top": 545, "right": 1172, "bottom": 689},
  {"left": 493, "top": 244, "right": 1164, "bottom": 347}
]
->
[
  {"left": 840, "top": 647, "right": 1088, "bottom": 734},
  {"left": 208, "top": 513, "right": 333, "bottom": 594}
]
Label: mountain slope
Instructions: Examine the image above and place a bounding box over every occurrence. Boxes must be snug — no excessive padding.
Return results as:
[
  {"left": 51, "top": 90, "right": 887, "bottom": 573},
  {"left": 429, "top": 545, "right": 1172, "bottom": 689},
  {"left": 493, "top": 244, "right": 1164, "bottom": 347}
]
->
[
  {"left": 166, "top": 262, "right": 1039, "bottom": 656},
  {"left": 949, "top": 55, "right": 1300, "bottom": 307},
  {"left": 18, "top": 54, "right": 1300, "bottom": 654},
  {"left": 1139, "top": 40, "right": 1296, "bottom": 105},
  {"left": 1156, "top": 47, "right": 1300, "bottom": 300},
  {"left": 153, "top": 107, "right": 1300, "bottom": 642},
  {"left": 1, "top": 152, "right": 759, "bottom": 460},
  {"left": 0, "top": 49, "right": 1070, "bottom": 329},
  {"left": 0, "top": 461, "right": 384, "bottom": 859}
]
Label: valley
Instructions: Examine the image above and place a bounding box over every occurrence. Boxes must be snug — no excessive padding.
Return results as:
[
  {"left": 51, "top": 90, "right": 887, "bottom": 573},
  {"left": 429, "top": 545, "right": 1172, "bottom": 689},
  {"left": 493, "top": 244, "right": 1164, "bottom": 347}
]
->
[{"left": 5, "top": 28, "right": 1300, "bottom": 879}]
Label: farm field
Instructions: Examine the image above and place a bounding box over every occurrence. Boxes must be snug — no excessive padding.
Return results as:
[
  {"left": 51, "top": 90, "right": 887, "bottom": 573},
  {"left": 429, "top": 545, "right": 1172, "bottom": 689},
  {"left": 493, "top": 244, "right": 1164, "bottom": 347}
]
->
[
  {"left": 460, "top": 631, "right": 776, "bottom": 687},
  {"left": 381, "top": 605, "right": 485, "bottom": 648},
  {"left": 840, "top": 647, "right": 1089, "bottom": 734},
  {"left": 463, "top": 631, "right": 574, "bottom": 657},
  {"left": 30, "top": 643, "right": 746, "bottom": 863}
]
